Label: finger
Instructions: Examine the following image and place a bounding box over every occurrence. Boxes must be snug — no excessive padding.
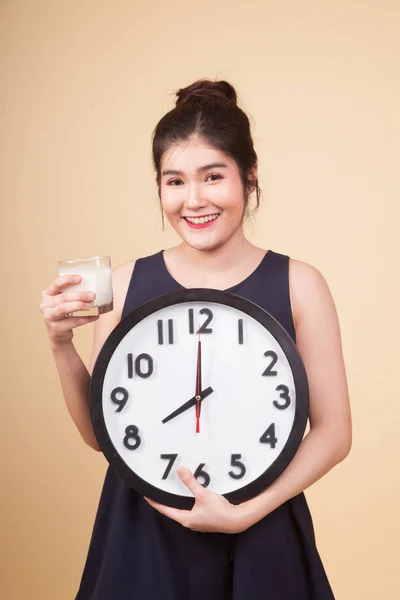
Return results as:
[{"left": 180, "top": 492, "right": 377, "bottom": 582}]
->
[
  {"left": 144, "top": 497, "right": 190, "bottom": 524},
  {"left": 45, "top": 274, "right": 82, "bottom": 297},
  {"left": 51, "top": 300, "right": 94, "bottom": 320},
  {"left": 177, "top": 467, "right": 205, "bottom": 497},
  {"left": 45, "top": 290, "right": 96, "bottom": 310}
]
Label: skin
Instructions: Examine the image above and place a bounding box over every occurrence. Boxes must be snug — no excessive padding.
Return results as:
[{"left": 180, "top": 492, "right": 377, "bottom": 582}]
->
[
  {"left": 143, "top": 134, "right": 352, "bottom": 533},
  {"left": 156, "top": 135, "right": 264, "bottom": 290}
]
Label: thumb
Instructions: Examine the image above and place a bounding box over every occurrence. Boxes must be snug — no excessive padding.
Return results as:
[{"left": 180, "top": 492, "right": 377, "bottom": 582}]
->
[{"left": 177, "top": 467, "right": 205, "bottom": 497}]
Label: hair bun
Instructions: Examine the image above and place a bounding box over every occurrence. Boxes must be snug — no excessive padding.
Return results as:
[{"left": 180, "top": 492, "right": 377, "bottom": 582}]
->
[{"left": 175, "top": 79, "right": 237, "bottom": 108}]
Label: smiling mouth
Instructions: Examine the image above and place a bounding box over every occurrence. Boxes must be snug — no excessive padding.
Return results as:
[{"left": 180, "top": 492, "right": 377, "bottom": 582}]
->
[{"left": 183, "top": 213, "right": 220, "bottom": 225}]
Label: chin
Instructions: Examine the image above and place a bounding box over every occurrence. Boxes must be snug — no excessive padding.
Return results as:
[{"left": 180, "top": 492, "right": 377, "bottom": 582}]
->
[{"left": 182, "top": 234, "right": 227, "bottom": 252}]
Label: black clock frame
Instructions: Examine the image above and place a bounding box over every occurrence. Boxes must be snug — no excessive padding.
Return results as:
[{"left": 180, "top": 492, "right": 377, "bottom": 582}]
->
[{"left": 90, "top": 288, "right": 309, "bottom": 509}]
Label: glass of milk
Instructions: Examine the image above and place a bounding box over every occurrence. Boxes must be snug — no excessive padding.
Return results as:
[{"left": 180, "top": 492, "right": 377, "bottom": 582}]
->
[{"left": 57, "top": 255, "right": 113, "bottom": 316}]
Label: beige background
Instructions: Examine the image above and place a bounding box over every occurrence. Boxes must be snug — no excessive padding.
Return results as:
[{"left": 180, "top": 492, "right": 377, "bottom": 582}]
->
[{"left": 1, "top": 1, "right": 399, "bottom": 598}]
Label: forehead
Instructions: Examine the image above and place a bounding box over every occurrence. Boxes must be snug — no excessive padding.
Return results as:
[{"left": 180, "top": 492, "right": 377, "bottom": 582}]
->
[{"left": 161, "top": 137, "right": 236, "bottom": 173}]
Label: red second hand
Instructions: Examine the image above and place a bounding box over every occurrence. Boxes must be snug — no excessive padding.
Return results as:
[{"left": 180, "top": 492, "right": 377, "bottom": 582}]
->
[{"left": 196, "top": 328, "right": 201, "bottom": 433}]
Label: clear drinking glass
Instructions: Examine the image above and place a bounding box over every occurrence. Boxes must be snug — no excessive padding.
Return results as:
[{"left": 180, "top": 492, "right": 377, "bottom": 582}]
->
[{"left": 57, "top": 255, "right": 113, "bottom": 316}]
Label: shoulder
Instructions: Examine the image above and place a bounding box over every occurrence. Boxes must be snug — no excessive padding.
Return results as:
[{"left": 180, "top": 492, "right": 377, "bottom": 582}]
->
[{"left": 288, "top": 257, "right": 334, "bottom": 330}]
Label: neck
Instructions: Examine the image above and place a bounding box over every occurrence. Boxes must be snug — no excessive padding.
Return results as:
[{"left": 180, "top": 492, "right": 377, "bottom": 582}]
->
[{"left": 177, "top": 227, "right": 257, "bottom": 273}]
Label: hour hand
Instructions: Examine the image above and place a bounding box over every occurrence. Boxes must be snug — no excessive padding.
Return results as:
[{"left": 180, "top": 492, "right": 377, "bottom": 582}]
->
[{"left": 162, "top": 386, "right": 214, "bottom": 424}]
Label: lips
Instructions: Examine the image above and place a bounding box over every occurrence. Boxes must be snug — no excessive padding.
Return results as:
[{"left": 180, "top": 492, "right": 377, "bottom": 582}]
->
[{"left": 183, "top": 214, "right": 220, "bottom": 229}]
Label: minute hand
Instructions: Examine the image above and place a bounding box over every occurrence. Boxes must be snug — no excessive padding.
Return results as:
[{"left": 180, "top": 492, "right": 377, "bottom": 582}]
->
[{"left": 162, "top": 387, "right": 214, "bottom": 424}]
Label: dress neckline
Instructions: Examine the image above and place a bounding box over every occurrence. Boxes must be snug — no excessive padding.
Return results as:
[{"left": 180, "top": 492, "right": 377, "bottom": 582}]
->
[{"left": 159, "top": 249, "right": 272, "bottom": 293}]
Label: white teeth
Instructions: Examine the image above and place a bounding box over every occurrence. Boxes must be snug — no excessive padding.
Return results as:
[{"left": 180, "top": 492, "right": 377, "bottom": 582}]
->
[{"left": 186, "top": 214, "right": 219, "bottom": 224}]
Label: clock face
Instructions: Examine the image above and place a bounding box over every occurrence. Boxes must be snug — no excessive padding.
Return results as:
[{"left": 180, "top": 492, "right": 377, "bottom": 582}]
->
[{"left": 90, "top": 289, "right": 309, "bottom": 509}]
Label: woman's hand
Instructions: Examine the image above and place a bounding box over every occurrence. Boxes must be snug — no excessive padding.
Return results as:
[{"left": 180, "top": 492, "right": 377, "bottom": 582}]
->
[
  {"left": 40, "top": 274, "right": 99, "bottom": 348},
  {"left": 144, "top": 467, "right": 255, "bottom": 534}
]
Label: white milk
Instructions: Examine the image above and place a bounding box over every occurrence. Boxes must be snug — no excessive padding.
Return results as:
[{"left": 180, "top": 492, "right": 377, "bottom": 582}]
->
[{"left": 58, "top": 263, "right": 113, "bottom": 308}]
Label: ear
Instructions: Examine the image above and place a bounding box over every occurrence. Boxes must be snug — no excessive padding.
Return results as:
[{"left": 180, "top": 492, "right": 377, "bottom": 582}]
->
[{"left": 247, "top": 164, "right": 258, "bottom": 193}]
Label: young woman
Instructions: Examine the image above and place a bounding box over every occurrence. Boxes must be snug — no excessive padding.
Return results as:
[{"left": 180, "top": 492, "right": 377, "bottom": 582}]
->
[{"left": 41, "top": 79, "right": 352, "bottom": 600}]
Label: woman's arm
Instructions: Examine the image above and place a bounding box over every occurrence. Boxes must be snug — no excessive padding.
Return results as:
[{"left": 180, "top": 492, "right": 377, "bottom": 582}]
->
[
  {"left": 51, "top": 340, "right": 102, "bottom": 451},
  {"left": 239, "top": 259, "right": 352, "bottom": 524},
  {"left": 50, "top": 262, "right": 134, "bottom": 451}
]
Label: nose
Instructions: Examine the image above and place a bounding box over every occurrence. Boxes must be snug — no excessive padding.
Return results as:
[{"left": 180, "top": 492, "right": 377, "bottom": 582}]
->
[{"left": 185, "top": 183, "right": 206, "bottom": 210}]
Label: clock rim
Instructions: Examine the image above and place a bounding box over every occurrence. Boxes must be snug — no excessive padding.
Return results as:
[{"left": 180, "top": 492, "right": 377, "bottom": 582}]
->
[{"left": 90, "top": 288, "right": 309, "bottom": 510}]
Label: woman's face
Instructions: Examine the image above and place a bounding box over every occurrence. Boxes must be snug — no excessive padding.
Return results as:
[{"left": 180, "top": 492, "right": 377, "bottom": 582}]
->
[{"left": 158, "top": 136, "right": 251, "bottom": 251}]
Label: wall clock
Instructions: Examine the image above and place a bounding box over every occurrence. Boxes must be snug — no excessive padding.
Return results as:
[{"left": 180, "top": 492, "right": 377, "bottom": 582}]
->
[{"left": 90, "top": 289, "right": 309, "bottom": 509}]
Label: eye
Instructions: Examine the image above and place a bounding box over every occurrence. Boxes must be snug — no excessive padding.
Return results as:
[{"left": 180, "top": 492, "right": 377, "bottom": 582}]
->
[
  {"left": 167, "top": 179, "right": 183, "bottom": 186},
  {"left": 206, "top": 173, "right": 223, "bottom": 182}
]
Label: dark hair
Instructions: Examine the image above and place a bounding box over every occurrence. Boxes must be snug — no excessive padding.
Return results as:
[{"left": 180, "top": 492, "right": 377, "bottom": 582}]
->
[{"left": 151, "top": 78, "right": 261, "bottom": 227}]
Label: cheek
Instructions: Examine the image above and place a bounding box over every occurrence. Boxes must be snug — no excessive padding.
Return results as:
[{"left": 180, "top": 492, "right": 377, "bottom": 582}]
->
[
  {"left": 161, "top": 191, "right": 183, "bottom": 216},
  {"left": 216, "top": 188, "right": 245, "bottom": 214}
]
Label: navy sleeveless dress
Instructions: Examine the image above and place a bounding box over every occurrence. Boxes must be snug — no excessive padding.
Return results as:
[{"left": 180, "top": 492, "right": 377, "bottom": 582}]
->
[{"left": 75, "top": 249, "right": 336, "bottom": 600}]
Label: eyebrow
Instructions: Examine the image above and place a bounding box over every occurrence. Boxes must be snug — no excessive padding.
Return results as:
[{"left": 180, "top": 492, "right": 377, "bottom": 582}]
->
[{"left": 161, "top": 162, "right": 229, "bottom": 177}]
